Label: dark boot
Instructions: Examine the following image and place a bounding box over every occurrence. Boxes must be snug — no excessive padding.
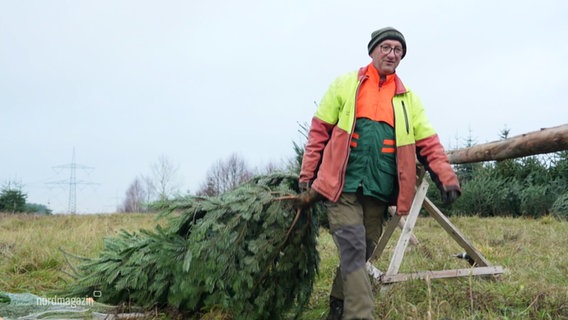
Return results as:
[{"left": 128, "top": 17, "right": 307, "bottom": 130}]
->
[{"left": 326, "top": 296, "right": 344, "bottom": 320}]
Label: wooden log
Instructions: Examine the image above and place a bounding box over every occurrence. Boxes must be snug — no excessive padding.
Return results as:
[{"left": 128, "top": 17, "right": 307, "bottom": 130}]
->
[{"left": 446, "top": 124, "right": 568, "bottom": 164}]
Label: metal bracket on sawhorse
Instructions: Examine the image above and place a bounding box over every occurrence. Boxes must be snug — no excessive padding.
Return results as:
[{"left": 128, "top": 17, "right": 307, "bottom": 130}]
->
[{"left": 366, "top": 178, "right": 505, "bottom": 284}]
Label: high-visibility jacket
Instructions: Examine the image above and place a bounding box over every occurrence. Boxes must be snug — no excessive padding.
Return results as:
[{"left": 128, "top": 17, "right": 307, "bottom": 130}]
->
[{"left": 300, "top": 64, "right": 460, "bottom": 215}]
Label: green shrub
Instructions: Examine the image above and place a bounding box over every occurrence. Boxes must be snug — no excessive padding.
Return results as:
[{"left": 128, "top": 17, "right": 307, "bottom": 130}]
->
[
  {"left": 551, "top": 192, "right": 568, "bottom": 220},
  {"left": 519, "top": 184, "right": 554, "bottom": 217},
  {"left": 453, "top": 171, "right": 521, "bottom": 216}
]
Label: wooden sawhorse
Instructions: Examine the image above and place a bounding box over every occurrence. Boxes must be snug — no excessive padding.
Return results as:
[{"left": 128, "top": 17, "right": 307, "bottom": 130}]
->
[{"left": 367, "top": 178, "right": 505, "bottom": 284}]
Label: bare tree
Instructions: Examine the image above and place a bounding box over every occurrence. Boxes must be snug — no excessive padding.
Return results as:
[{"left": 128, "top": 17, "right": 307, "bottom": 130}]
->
[
  {"left": 151, "top": 154, "right": 181, "bottom": 201},
  {"left": 259, "top": 161, "right": 284, "bottom": 175},
  {"left": 118, "top": 155, "right": 182, "bottom": 212},
  {"left": 118, "top": 177, "right": 147, "bottom": 213},
  {"left": 140, "top": 174, "right": 156, "bottom": 207},
  {"left": 196, "top": 153, "right": 253, "bottom": 196}
]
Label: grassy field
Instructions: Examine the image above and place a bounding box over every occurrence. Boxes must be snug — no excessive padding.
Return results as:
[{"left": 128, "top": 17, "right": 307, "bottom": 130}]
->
[{"left": 1, "top": 212, "right": 567, "bottom": 319}]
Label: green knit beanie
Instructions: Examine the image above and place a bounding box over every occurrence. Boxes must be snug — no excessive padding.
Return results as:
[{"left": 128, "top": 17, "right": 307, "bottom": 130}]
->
[{"left": 367, "top": 27, "right": 407, "bottom": 58}]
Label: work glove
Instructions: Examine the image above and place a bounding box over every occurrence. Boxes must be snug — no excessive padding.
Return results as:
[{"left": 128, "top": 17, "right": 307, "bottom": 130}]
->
[
  {"left": 298, "top": 181, "right": 310, "bottom": 193},
  {"left": 441, "top": 187, "right": 461, "bottom": 205},
  {"left": 294, "top": 188, "right": 323, "bottom": 210}
]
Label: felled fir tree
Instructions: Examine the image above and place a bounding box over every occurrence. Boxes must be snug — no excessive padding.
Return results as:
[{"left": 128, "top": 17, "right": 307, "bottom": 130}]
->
[{"left": 65, "top": 173, "right": 320, "bottom": 319}]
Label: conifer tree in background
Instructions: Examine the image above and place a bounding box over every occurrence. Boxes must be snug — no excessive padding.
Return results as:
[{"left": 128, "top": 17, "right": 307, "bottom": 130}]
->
[
  {"left": 428, "top": 125, "right": 568, "bottom": 217},
  {"left": 0, "top": 183, "right": 27, "bottom": 213},
  {"left": 65, "top": 173, "right": 321, "bottom": 319}
]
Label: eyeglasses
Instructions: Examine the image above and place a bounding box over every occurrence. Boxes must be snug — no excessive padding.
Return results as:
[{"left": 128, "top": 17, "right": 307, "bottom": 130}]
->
[{"left": 379, "top": 44, "right": 403, "bottom": 56}]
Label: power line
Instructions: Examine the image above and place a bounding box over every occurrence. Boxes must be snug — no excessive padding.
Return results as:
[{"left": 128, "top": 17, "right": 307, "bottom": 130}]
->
[{"left": 47, "top": 148, "right": 97, "bottom": 214}]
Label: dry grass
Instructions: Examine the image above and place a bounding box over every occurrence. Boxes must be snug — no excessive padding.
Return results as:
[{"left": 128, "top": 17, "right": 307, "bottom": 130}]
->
[
  {"left": 1, "top": 213, "right": 567, "bottom": 319},
  {"left": 0, "top": 213, "right": 166, "bottom": 294},
  {"left": 304, "top": 215, "right": 568, "bottom": 320}
]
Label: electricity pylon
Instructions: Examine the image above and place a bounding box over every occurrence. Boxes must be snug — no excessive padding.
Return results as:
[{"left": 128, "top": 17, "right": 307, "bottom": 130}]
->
[{"left": 48, "top": 148, "right": 97, "bottom": 214}]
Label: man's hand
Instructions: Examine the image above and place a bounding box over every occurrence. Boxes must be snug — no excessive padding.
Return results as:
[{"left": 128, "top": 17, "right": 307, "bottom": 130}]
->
[
  {"left": 298, "top": 181, "right": 310, "bottom": 193},
  {"left": 441, "top": 189, "right": 460, "bottom": 205},
  {"left": 294, "top": 188, "right": 323, "bottom": 210}
]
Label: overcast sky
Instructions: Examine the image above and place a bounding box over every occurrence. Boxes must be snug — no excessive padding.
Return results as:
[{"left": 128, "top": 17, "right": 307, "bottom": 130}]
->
[{"left": 1, "top": 0, "right": 567, "bottom": 213}]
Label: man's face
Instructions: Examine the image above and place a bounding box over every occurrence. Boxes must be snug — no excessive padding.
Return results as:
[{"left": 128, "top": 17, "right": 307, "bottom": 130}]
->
[{"left": 370, "top": 39, "right": 403, "bottom": 76}]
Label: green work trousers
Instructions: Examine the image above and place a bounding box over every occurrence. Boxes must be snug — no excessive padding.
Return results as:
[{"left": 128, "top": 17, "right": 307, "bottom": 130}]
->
[{"left": 326, "top": 190, "right": 387, "bottom": 320}]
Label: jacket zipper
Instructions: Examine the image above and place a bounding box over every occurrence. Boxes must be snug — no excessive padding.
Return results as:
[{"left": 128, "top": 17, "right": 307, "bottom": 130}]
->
[{"left": 401, "top": 100, "right": 410, "bottom": 134}]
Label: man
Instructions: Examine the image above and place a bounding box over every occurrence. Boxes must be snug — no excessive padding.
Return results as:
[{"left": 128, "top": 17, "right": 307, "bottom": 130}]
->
[{"left": 296, "top": 27, "right": 461, "bottom": 320}]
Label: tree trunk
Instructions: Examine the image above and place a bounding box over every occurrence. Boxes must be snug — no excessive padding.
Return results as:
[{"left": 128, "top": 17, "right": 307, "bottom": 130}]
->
[{"left": 446, "top": 124, "right": 568, "bottom": 164}]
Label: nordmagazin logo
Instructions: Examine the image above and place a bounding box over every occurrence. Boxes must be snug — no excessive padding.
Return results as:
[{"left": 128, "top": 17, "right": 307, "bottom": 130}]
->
[{"left": 36, "top": 296, "right": 95, "bottom": 308}]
